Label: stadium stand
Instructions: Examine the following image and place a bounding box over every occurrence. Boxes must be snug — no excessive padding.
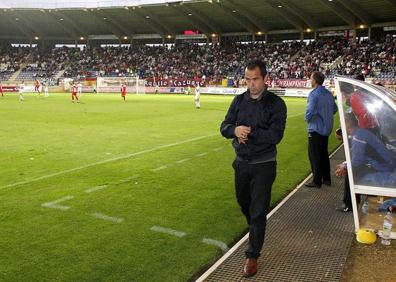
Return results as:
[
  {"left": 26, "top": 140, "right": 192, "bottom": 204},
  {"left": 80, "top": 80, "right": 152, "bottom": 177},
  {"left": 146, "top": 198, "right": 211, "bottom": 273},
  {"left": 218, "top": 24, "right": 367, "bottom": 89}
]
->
[{"left": 1, "top": 36, "right": 395, "bottom": 87}]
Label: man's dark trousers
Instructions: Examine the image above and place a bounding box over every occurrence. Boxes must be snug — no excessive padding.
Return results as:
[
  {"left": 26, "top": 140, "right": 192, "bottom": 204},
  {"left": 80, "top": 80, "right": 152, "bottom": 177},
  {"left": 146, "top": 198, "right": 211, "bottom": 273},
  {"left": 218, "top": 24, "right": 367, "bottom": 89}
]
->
[
  {"left": 233, "top": 159, "right": 276, "bottom": 259},
  {"left": 308, "top": 131, "right": 331, "bottom": 186}
]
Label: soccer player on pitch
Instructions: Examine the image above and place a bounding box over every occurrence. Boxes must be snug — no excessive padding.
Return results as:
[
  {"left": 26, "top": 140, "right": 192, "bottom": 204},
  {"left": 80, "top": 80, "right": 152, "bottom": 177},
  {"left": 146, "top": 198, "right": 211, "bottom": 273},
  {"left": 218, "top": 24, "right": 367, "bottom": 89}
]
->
[
  {"left": 71, "top": 82, "right": 79, "bottom": 103},
  {"left": 35, "top": 79, "right": 41, "bottom": 95},
  {"left": 195, "top": 84, "right": 201, "bottom": 109},
  {"left": 78, "top": 81, "right": 82, "bottom": 98},
  {"left": 121, "top": 81, "right": 127, "bottom": 101},
  {"left": 44, "top": 81, "right": 49, "bottom": 97},
  {"left": 19, "top": 80, "right": 25, "bottom": 101}
]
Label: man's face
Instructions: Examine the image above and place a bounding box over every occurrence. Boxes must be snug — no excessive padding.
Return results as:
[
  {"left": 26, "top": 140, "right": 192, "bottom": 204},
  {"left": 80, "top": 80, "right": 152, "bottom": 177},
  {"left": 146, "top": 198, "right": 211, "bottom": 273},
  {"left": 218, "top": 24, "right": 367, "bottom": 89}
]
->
[
  {"left": 310, "top": 74, "right": 317, "bottom": 88},
  {"left": 245, "top": 67, "right": 267, "bottom": 96}
]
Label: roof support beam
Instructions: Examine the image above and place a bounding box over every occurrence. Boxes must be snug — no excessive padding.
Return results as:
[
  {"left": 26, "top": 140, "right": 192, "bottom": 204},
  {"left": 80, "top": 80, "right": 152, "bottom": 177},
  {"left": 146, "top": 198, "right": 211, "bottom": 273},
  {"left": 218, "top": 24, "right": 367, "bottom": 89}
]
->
[
  {"left": 89, "top": 12, "right": 122, "bottom": 39},
  {"left": 316, "top": 0, "right": 356, "bottom": 27},
  {"left": 54, "top": 11, "right": 88, "bottom": 38},
  {"left": 129, "top": 9, "right": 166, "bottom": 36},
  {"left": 12, "top": 11, "right": 44, "bottom": 38},
  {"left": 46, "top": 13, "right": 79, "bottom": 40},
  {"left": 265, "top": 1, "right": 305, "bottom": 31},
  {"left": 226, "top": 0, "right": 269, "bottom": 32},
  {"left": 140, "top": 7, "right": 178, "bottom": 35},
  {"left": 336, "top": 0, "right": 374, "bottom": 25},
  {"left": 171, "top": 5, "right": 211, "bottom": 37},
  {"left": 95, "top": 10, "right": 131, "bottom": 37},
  {"left": 1, "top": 12, "right": 32, "bottom": 39},
  {"left": 181, "top": 4, "right": 222, "bottom": 34},
  {"left": 277, "top": 0, "right": 320, "bottom": 30},
  {"left": 214, "top": 1, "right": 257, "bottom": 33}
]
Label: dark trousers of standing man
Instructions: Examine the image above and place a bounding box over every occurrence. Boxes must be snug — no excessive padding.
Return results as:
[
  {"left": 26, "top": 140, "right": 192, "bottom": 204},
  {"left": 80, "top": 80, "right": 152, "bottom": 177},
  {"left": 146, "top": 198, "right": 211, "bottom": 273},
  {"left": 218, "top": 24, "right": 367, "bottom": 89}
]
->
[
  {"left": 308, "top": 131, "right": 331, "bottom": 187},
  {"left": 233, "top": 159, "right": 276, "bottom": 259}
]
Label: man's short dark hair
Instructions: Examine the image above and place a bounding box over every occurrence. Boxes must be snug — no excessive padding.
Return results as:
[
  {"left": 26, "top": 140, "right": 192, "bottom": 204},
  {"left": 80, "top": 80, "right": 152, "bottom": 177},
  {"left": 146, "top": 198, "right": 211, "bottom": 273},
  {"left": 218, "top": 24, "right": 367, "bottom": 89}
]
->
[
  {"left": 311, "top": 71, "right": 325, "bottom": 85},
  {"left": 246, "top": 60, "right": 267, "bottom": 77}
]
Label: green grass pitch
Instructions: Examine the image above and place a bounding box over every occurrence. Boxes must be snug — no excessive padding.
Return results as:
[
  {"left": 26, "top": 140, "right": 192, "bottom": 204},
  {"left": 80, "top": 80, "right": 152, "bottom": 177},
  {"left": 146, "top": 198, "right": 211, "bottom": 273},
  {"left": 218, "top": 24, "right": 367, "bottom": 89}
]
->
[{"left": 0, "top": 93, "right": 340, "bottom": 281}]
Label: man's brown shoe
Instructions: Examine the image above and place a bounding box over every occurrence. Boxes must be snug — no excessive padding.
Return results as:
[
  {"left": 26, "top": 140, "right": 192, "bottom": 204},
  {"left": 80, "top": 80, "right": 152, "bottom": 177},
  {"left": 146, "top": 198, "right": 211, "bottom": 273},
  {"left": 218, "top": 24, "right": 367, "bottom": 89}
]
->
[{"left": 243, "top": 258, "right": 257, "bottom": 278}]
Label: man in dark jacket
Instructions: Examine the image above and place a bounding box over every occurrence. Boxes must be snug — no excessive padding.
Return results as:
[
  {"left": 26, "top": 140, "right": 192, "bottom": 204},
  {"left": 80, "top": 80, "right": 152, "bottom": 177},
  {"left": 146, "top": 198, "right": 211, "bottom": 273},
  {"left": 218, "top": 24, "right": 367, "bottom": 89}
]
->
[{"left": 220, "top": 60, "right": 287, "bottom": 278}]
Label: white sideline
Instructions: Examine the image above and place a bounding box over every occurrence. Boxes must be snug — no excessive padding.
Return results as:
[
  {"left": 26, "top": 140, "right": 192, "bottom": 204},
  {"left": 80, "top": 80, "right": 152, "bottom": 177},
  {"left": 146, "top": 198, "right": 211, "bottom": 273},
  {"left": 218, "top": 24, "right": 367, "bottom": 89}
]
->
[
  {"left": 150, "top": 226, "right": 187, "bottom": 238},
  {"left": 195, "top": 152, "right": 208, "bottom": 157},
  {"left": 41, "top": 196, "right": 74, "bottom": 211},
  {"left": 195, "top": 145, "right": 344, "bottom": 282},
  {"left": 151, "top": 165, "right": 168, "bottom": 172},
  {"left": 202, "top": 238, "right": 229, "bottom": 252},
  {"left": 85, "top": 185, "right": 108, "bottom": 193},
  {"left": 91, "top": 212, "right": 124, "bottom": 223},
  {"left": 175, "top": 158, "right": 191, "bottom": 164},
  {"left": 0, "top": 134, "right": 218, "bottom": 191}
]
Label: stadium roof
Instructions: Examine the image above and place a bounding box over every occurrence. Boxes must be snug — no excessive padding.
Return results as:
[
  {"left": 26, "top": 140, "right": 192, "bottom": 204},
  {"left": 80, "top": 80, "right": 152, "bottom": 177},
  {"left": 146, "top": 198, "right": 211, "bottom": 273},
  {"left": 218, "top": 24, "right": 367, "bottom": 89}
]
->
[{"left": 0, "top": 0, "right": 395, "bottom": 41}]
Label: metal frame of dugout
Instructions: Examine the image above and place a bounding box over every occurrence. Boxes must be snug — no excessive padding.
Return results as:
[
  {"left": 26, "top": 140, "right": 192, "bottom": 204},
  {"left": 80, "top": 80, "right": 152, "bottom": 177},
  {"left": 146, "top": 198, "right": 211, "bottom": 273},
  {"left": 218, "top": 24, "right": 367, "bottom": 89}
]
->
[{"left": 335, "top": 76, "right": 396, "bottom": 239}]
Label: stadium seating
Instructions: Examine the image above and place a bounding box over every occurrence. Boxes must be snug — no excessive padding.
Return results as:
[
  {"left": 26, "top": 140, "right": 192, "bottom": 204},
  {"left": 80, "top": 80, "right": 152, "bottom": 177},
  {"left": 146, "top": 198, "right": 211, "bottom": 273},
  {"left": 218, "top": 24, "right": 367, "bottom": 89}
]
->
[{"left": 0, "top": 36, "right": 395, "bottom": 85}]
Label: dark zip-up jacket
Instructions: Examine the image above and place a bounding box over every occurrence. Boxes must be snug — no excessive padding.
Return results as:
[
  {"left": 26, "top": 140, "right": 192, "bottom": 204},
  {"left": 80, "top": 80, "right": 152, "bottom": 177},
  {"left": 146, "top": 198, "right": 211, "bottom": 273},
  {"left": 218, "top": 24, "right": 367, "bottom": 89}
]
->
[{"left": 220, "top": 89, "right": 287, "bottom": 162}]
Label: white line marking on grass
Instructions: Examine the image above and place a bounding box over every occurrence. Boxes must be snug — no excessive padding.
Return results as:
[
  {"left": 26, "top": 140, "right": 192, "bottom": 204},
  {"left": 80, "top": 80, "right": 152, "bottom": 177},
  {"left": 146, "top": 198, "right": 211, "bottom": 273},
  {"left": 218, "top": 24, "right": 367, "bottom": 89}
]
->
[
  {"left": 118, "top": 175, "right": 140, "bottom": 184},
  {"left": 151, "top": 165, "right": 167, "bottom": 172},
  {"left": 195, "top": 145, "right": 344, "bottom": 282},
  {"left": 175, "top": 158, "right": 191, "bottom": 164},
  {"left": 212, "top": 146, "right": 224, "bottom": 152},
  {"left": 91, "top": 213, "right": 124, "bottom": 223},
  {"left": 195, "top": 152, "right": 208, "bottom": 157},
  {"left": 202, "top": 238, "right": 229, "bottom": 252},
  {"left": 150, "top": 226, "right": 186, "bottom": 237},
  {"left": 41, "top": 196, "right": 74, "bottom": 211},
  {"left": 0, "top": 134, "right": 218, "bottom": 191},
  {"left": 85, "top": 185, "right": 108, "bottom": 193}
]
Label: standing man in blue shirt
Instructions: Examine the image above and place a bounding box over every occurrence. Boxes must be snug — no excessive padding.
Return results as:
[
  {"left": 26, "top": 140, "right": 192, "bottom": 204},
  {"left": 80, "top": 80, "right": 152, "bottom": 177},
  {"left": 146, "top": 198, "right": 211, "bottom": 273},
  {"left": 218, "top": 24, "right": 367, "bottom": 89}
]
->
[{"left": 305, "top": 71, "right": 337, "bottom": 188}]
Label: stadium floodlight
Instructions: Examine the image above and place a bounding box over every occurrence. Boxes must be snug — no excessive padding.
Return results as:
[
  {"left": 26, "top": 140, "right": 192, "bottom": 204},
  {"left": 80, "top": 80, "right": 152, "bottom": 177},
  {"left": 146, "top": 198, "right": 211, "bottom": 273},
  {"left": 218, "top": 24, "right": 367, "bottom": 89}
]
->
[
  {"left": 80, "top": 36, "right": 84, "bottom": 40},
  {"left": 123, "top": 36, "right": 128, "bottom": 39},
  {"left": 257, "top": 31, "right": 262, "bottom": 35},
  {"left": 211, "top": 33, "right": 216, "bottom": 37},
  {"left": 166, "top": 34, "right": 172, "bottom": 38},
  {"left": 359, "top": 24, "right": 365, "bottom": 29},
  {"left": 306, "top": 28, "right": 312, "bottom": 32},
  {"left": 34, "top": 36, "right": 39, "bottom": 40},
  {"left": 278, "top": 5, "right": 282, "bottom": 8}
]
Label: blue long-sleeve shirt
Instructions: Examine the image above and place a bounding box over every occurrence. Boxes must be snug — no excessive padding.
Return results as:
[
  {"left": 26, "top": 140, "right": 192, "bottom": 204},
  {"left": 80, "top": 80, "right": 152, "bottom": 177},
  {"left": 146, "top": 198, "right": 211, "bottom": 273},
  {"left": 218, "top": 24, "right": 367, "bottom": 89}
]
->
[{"left": 305, "top": 85, "right": 337, "bottom": 136}]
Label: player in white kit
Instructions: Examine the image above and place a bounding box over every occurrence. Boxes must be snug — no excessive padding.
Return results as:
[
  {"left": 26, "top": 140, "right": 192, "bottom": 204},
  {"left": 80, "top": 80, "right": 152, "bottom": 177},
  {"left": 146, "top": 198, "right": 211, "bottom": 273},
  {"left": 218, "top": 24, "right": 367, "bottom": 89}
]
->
[
  {"left": 44, "top": 82, "right": 49, "bottom": 97},
  {"left": 19, "top": 81, "right": 25, "bottom": 101},
  {"left": 195, "top": 84, "right": 201, "bottom": 109}
]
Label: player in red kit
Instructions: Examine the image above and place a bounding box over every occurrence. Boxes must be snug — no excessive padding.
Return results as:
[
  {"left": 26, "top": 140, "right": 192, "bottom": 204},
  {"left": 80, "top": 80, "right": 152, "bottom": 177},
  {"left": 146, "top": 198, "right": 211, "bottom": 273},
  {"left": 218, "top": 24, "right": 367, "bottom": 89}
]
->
[
  {"left": 35, "top": 79, "right": 41, "bottom": 95},
  {"left": 71, "top": 82, "right": 79, "bottom": 103},
  {"left": 121, "top": 82, "right": 127, "bottom": 101}
]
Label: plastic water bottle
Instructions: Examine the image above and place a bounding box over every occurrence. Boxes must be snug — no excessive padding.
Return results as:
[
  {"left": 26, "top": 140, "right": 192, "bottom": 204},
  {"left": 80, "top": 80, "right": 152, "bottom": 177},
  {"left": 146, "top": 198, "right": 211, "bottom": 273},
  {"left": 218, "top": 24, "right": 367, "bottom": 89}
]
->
[
  {"left": 361, "top": 201, "right": 369, "bottom": 214},
  {"left": 381, "top": 211, "right": 393, "bottom": 246}
]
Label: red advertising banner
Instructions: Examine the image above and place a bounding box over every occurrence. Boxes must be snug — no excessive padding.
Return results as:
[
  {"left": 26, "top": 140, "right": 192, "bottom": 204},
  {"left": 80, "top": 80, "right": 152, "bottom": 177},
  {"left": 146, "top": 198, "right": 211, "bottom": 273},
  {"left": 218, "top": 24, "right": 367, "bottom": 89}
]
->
[{"left": 1, "top": 86, "right": 18, "bottom": 92}]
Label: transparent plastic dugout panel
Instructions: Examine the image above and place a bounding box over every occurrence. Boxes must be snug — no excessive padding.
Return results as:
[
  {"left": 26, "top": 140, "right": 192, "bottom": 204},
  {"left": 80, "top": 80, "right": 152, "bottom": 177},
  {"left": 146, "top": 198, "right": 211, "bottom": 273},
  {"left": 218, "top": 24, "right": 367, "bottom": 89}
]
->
[{"left": 335, "top": 77, "right": 396, "bottom": 238}]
